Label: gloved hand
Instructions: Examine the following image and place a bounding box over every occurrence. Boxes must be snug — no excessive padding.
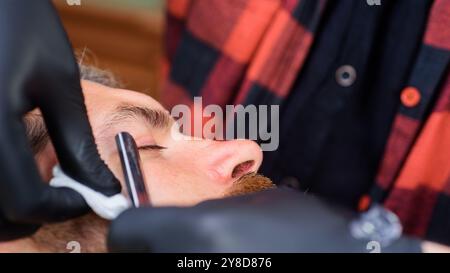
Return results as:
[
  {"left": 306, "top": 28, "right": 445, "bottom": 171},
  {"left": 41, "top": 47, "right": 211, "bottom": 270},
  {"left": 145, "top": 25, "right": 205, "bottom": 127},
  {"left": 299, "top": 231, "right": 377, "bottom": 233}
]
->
[
  {"left": 108, "top": 189, "right": 422, "bottom": 253},
  {"left": 0, "top": 0, "right": 121, "bottom": 241}
]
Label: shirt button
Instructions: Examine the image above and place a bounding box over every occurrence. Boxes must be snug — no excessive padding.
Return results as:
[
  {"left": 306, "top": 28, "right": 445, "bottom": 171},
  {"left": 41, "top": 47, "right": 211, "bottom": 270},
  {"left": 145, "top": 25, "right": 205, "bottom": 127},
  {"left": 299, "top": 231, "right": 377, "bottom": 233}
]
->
[
  {"left": 358, "top": 195, "right": 372, "bottom": 212},
  {"left": 336, "top": 65, "right": 357, "bottom": 87},
  {"left": 401, "top": 86, "right": 421, "bottom": 108},
  {"left": 280, "top": 176, "right": 301, "bottom": 190}
]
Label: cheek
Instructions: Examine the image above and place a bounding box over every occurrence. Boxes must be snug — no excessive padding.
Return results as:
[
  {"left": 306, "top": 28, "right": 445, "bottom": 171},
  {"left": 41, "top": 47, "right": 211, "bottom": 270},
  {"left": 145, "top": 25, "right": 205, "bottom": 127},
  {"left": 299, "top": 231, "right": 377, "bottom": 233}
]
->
[
  {"left": 140, "top": 158, "right": 188, "bottom": 206},
  {"left": 139, "top": 155, "right": 225, "bottom": 207},
  {"left": 103, "top": 151, "right": 181, "bottom": 205},
  {"left": 103, "top": 153, "right": 127, "bottom": 195}
]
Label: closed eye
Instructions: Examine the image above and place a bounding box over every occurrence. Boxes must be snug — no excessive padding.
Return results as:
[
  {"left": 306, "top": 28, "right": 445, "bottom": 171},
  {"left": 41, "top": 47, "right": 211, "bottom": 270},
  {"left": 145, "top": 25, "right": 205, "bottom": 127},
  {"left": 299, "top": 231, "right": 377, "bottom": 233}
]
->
[{"left": 138, "top": 145, "right": 167, "bottom": 151}]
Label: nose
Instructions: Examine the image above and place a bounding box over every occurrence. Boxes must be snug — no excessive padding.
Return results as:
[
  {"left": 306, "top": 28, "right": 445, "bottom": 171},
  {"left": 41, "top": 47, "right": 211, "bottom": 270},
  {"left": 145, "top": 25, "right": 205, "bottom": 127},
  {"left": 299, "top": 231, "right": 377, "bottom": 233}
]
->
[{"left": 201, "top": 139, "right": 263, "bottom": 184}]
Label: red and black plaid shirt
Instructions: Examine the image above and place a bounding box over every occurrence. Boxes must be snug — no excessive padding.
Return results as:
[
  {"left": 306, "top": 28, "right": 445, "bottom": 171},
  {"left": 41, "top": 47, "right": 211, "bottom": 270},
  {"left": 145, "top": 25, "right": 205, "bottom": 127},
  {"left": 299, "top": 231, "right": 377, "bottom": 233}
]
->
[{"left": 162, "top": 0, "right": 450, "bottom": 245}]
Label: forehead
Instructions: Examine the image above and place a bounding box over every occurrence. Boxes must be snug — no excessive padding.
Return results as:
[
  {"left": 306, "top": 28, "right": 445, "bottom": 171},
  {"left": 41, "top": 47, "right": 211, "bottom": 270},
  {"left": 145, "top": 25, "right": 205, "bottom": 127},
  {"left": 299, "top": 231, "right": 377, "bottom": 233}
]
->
[{"left": 81, "top": 80, "right": 165, "bottom": 114}]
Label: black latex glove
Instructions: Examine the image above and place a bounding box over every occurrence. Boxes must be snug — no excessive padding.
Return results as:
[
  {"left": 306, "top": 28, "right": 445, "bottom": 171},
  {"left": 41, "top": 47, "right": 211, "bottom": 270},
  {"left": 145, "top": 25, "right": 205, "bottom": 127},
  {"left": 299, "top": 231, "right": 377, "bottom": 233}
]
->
[
  {"left": 0, "top": 0, "right": 121, "bottom": 241},
  {"left": 108, "top": 189, "right": 422, "bottom": 253}
]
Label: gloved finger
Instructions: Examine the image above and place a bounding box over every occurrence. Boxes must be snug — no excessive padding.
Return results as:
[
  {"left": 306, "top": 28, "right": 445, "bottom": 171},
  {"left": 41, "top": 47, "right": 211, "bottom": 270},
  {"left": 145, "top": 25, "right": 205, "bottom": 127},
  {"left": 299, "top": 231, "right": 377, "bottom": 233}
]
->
[
  {"left": 16, "top": 0, "right": 121, "bottom": 195},
  {"left": 38, "top": 77, "right": 121, "bottom": 196}
]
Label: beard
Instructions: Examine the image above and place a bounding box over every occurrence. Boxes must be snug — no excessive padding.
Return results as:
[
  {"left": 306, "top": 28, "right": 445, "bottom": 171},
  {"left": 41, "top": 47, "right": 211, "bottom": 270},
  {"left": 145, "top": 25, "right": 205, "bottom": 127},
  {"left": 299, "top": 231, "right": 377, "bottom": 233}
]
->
[
  {"left": 224, "top": 172, "right": 276, "bottom": 197},
  {"left": 30, "top": 173, "right": 275, "bottom": 253},
  {"left": 30, "top": 213, "right": 109, "bottom": 253}
]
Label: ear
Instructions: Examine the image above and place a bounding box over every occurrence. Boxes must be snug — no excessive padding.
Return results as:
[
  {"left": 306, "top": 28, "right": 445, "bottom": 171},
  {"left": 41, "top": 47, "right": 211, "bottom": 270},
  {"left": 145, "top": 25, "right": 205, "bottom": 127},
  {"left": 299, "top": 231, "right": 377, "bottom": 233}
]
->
[{"left": 35, "top": 143, "right": 58, "bottom": 183}]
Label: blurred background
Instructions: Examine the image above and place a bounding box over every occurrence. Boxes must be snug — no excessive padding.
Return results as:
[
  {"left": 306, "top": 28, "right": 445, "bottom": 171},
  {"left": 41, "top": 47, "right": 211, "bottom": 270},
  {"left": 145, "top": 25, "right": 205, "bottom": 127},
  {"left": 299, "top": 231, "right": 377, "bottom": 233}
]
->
[{"left": 53, "top": 0, "right": 164, "bottom": 99}]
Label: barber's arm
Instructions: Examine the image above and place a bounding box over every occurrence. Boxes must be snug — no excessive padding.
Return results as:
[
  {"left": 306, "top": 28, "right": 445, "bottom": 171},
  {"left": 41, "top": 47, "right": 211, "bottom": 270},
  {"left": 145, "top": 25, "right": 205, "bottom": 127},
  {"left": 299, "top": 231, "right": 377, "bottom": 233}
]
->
[
  {"left": 0, "top": 0, "right": 121, "bottom": 241},
  {"left": 107, "top": 189, "right": 422, "bottom": 253}
]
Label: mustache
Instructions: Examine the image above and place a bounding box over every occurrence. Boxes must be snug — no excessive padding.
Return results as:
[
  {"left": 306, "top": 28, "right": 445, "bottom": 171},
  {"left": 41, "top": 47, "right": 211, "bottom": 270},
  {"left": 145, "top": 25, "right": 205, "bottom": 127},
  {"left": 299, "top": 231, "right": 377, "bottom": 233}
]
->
[{"left": 224, "top": 172, "right": 276, "bottom": 198}]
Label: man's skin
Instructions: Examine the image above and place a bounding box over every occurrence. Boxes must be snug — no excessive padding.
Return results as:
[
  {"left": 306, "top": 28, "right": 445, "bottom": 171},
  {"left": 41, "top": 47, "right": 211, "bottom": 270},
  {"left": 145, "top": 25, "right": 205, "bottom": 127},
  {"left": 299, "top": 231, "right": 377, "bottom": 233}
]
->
[{"left": 0, "top": 80, "right": 274, "bottom": 252}]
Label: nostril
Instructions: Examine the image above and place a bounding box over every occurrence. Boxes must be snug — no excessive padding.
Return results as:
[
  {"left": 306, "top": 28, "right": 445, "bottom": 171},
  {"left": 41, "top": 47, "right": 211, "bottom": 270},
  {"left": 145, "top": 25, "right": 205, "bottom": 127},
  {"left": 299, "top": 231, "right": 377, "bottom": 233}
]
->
[{"left": 231, "top": 160, "right": 255, "bottom": 179}]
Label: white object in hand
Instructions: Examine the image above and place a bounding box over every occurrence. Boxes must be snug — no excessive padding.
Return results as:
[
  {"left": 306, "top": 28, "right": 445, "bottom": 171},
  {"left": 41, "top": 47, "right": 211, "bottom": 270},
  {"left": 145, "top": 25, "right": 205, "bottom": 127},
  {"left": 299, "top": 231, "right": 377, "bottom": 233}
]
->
[{"left": 50, "top": 166, "right": 130, "bottom": 220}]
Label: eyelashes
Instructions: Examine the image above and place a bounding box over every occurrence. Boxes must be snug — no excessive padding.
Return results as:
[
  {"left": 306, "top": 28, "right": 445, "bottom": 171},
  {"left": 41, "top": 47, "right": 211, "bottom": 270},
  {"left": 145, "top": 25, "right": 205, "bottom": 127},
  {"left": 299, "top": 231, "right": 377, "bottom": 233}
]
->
[{"left": 138, "top": 144, "right": 167, "bottom": 151}]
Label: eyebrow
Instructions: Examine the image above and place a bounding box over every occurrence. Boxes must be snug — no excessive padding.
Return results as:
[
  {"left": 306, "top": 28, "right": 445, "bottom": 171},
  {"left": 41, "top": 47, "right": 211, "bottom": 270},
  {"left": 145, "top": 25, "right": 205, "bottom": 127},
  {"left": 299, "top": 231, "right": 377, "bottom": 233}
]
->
[
  {"left": 105, "top": 104, "right": 173, "bottom": 131},
  {"left": 24, "top": 104, "right": 173, "bottom": 157}
]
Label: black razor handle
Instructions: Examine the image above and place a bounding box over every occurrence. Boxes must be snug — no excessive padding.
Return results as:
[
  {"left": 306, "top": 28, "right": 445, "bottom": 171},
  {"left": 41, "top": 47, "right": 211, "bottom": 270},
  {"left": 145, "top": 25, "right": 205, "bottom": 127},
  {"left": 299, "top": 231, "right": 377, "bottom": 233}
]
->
[{"left": 115, "top": 132, "right": 150, "bottom": 207}]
